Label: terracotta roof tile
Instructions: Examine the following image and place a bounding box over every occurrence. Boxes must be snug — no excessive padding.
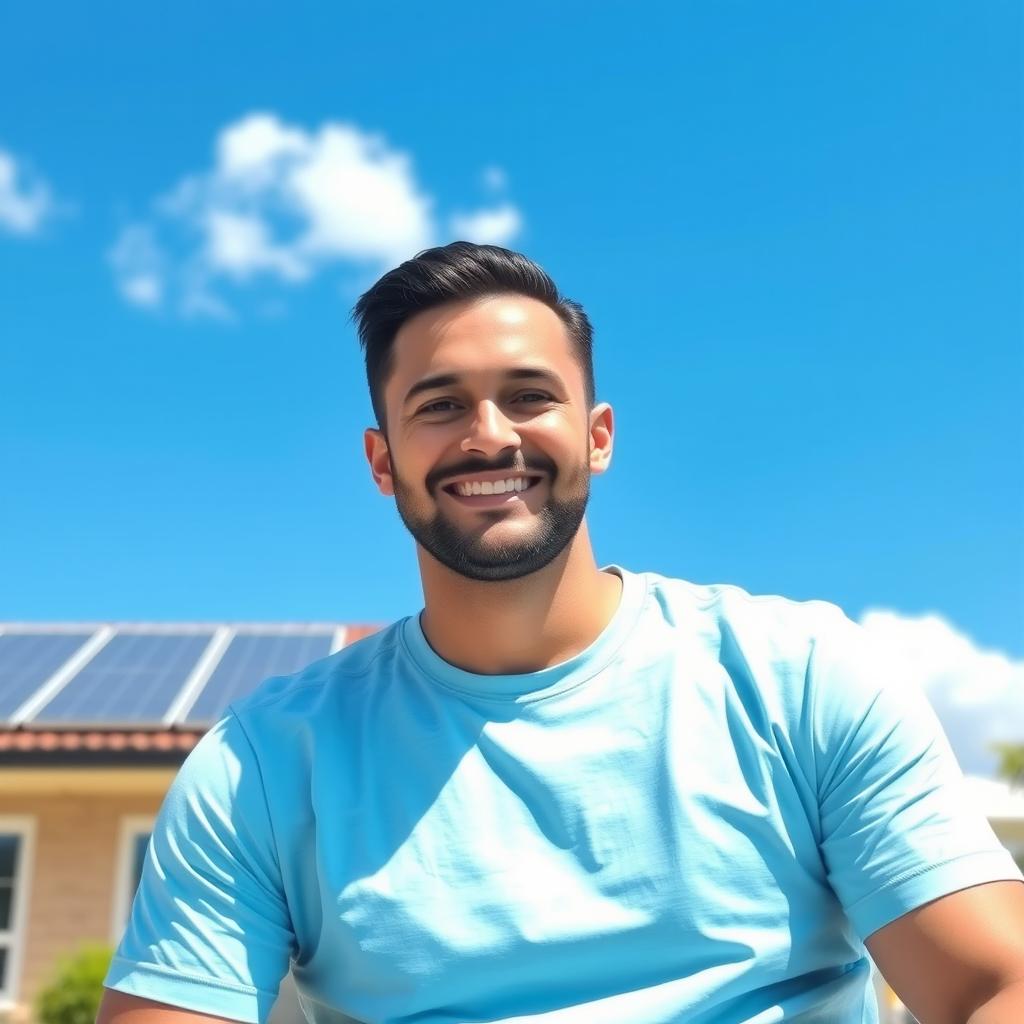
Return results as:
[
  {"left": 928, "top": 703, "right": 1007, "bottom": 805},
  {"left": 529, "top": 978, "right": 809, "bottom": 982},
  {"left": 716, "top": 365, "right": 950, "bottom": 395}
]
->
[{"left": 0, "top": 730, "right": 203, "bottom": 753}]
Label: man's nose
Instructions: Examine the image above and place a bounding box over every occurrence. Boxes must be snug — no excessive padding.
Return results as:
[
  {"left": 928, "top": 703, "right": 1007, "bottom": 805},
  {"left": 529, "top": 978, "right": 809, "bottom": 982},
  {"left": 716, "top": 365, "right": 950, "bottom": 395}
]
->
[{"left": 460, "top": 400, "right": 521, "bottom": 458}]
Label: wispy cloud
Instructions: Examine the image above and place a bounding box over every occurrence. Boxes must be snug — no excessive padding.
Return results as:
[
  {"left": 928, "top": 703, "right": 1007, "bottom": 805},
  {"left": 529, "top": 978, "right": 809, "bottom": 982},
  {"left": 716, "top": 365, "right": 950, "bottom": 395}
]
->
[
  {"left": 858, "top": 608, "right": 1024, "bottom": 778},
  {"left": 482, "top": 165, "right": 508, "bottom": 192},
  {"left": 108, "top": 224, "right": 165, "bottom": 308},
  {"left": 0, "top": 147, "right": 59, "bottom": 236},
  {"left": 110, "top": 112, "right": 524, "bottom": 319},
  {"left": 449, "top": 203, "right": 522, "bottom": 246}
]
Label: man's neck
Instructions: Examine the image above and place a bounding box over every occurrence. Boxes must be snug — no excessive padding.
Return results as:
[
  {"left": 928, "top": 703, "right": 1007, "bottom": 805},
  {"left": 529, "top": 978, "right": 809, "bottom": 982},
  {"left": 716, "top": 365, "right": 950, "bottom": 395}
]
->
[{"left": 416, "top": 523, "right": 623, "bottom": 676}]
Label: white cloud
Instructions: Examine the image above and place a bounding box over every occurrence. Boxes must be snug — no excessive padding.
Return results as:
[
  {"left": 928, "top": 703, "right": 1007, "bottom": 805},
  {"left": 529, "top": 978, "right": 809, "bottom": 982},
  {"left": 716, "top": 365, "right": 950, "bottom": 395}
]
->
[
  {"left": 448, "top": 203, "right": 522, "bottom": 246},
  {"left": 113, "top": 112, "right": 523, "bottom": 319},
  {"left": 217, "top": 114, "right": 308, "bottom": 184},
  {"left": 203, "top": 209, "right": 309, "bottom": 282},
  {"left": 0, "top": 148, "right": 58, "bottom": 236},
  {"left": 287, "top": 125, "right": 434, "bottom": 265},
  {"left": 858, "top": 608, "right": 1024, "bottom": 778},
  {"left": 108, "top": 224, "right": 166, "bottom": 309},
  {"left": 123, "top": 275, "right": 162, "bottom": 307}
]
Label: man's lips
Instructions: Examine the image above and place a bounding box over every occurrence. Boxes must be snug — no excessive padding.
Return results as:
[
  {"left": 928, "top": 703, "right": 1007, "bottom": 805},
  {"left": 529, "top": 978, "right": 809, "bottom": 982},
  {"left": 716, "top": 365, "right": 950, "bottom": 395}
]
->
[
  {"left": 439, "top": 476, "right": 544, "bottom": 508},
  {"left": 438, "top": 469, "right": 544, "bottom": 490}
]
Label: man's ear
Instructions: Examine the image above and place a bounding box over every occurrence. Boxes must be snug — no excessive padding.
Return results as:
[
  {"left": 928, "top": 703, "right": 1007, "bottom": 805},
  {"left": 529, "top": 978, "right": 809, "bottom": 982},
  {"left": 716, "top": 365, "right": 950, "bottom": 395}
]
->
[
  {"left": 588, "top": 402, "right": 614, "bottom": 476},
  {"left": 364, "top": 427, "right": 395, "bottom": 497}
]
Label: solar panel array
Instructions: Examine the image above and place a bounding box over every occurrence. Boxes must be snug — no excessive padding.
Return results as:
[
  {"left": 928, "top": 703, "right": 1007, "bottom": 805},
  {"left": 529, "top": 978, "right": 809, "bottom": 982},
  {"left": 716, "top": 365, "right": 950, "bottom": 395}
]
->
[{"left": 0, "top": 624, "right": 359, "bottom": 728}]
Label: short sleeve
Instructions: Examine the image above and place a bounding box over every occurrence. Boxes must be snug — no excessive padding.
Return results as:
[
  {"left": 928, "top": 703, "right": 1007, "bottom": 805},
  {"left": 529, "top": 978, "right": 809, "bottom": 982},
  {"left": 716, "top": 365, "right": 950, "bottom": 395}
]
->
[
  {"left": 105, "top": 713, "right": 294, "bottom": 1022},
  {"left": 807, "top": 610, "right": 1024, "bottom": 942}
]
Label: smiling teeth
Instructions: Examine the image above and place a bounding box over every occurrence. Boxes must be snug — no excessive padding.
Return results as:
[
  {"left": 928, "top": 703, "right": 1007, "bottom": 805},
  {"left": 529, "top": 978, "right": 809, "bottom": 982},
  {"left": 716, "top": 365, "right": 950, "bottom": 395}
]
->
[{"left": 455, "top": 478, "right": 532, "bottom": 497}]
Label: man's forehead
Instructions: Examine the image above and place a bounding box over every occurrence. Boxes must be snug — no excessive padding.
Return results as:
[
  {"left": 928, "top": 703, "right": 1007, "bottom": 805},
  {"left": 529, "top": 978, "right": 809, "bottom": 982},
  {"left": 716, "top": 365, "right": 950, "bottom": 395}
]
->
[{"left": 388, "top": 295, "right": 577, "bottom": 384}]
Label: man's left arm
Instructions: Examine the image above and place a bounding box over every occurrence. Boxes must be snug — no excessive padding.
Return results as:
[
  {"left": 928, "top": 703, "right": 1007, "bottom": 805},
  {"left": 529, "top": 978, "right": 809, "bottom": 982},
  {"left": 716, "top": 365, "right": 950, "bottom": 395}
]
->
[
  {"left": 865, "top": 879, "right": 1024, "bottom": 1024},
  {"left": 802, "top": 609, "right": 1024, "bottom": 1022}
]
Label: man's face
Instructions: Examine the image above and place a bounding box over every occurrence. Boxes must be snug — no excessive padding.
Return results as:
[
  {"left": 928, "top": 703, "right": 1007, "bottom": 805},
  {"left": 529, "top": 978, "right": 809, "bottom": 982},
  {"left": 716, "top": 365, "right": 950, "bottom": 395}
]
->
[{"left": 364, "top": 294, "right": 613, "bottom": 582}]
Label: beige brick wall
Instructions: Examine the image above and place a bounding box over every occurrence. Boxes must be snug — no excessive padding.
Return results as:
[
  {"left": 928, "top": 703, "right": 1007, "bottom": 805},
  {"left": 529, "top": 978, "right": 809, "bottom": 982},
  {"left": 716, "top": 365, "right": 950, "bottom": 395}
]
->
[
  {"left": 0, "top": 770, "right": 174, "bottom": 1022},
  {"left": 995, "top": 819, "right": 1024, "bottom": 866}
]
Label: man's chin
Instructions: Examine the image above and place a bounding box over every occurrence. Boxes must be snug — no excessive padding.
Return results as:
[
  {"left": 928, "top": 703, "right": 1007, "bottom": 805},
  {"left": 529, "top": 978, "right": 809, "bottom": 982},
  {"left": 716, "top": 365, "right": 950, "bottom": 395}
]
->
[
  {"left": 441, "top": 552, "right": 561, "bottom": 583},
  {"left": 446, "top": 537, "right": 553, "bottom": 573},
  {"left": 422, "top": 526, "right": 568, "bottom": 582}
]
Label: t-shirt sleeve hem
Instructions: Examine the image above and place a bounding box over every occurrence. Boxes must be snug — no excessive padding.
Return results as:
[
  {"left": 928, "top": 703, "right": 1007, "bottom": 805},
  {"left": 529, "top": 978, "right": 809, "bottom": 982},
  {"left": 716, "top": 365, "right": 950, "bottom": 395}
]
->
[
  {"left": 104, "top": 957, "right": 280, "bottom": 1023},
  {"left": 847, "top": 848, "right": 1024, "bottom": 941}
]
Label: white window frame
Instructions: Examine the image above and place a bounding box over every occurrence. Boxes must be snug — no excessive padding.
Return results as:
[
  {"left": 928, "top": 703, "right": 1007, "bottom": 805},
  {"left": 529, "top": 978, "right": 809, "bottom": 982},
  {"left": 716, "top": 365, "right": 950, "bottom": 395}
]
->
[
  {"left": 0, "top": 816, "right": 35, "bottom": 1010},
  {"left": 109, "top": 815, "right": 155, "bottom": 943}
]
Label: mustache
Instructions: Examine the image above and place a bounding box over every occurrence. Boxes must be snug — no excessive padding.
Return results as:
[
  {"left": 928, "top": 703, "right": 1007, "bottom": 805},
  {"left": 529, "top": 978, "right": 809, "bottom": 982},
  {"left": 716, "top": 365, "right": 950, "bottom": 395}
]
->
[{"left": 427, "top": 455, "right": 557, "bottom": 492}]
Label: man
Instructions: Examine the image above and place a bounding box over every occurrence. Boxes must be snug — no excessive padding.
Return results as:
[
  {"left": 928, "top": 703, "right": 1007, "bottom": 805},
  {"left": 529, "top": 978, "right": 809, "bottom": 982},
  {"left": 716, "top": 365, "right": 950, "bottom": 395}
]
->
[{"left": 100, "top": 243, "right": 1024, "bottom": 1024}]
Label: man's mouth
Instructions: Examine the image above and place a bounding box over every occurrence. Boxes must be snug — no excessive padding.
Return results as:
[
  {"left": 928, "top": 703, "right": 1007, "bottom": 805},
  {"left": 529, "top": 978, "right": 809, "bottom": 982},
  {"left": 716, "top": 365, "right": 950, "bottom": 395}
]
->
[{"left": 440, "top": 474, "right": 544, "bottom": 507}]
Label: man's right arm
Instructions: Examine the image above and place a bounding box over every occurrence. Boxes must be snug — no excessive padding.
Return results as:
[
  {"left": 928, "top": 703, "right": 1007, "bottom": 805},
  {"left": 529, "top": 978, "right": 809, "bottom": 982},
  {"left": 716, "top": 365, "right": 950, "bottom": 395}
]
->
[
  {"left": 97, "top": 990, "right": 244, "bottom": 1024},
  {"left": 103, "top": 713, "right": 293, "bottom": 1019}
]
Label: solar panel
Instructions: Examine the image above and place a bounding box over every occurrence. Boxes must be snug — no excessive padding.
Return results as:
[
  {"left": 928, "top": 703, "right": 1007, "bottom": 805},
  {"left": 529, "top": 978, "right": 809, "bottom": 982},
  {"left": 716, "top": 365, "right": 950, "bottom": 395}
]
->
[
  {"left": 32, "top": 633, "right": 213, "bottom": 726},
  {"left": 0, "top": 633, "right": 93, "bottom": 720},
  {"left": 184, "top": 633, "right": 334, "bottom": 725}
]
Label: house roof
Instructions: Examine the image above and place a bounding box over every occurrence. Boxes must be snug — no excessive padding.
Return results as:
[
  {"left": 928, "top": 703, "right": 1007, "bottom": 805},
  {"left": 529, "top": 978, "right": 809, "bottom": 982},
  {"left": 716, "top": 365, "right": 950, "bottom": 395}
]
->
[
  {"left": 0, "top": 622, "right": 381, "bottom": 737},
  {"left": 0, "top": 727, "right": 204, "bottom": 766},
  {"left": 0, "top": 729, "right": 200, "bottom": 752}
]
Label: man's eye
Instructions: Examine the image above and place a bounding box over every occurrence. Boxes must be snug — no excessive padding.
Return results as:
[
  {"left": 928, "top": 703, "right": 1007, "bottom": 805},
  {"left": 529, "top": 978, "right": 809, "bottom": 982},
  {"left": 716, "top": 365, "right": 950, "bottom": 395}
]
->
[
  {"left": 420, "top": 400, "right": 458, "bottom": 414},
  {"left": 418, "top": 393, "right": 552, "bottom": 416}
]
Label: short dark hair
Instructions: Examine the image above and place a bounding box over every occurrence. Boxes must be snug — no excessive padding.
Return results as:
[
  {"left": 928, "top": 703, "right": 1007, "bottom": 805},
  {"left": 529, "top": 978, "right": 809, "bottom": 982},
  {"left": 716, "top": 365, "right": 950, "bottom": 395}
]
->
[{"left": 352, "top": 241, "right": 595, "bottom": 432}]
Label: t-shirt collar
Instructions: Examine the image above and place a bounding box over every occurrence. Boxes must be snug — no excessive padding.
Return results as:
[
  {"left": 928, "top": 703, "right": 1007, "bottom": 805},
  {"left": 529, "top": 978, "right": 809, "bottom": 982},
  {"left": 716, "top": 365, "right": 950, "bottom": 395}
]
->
[{"left": 400, "top": 565, "right": 648, "bottom": 701}]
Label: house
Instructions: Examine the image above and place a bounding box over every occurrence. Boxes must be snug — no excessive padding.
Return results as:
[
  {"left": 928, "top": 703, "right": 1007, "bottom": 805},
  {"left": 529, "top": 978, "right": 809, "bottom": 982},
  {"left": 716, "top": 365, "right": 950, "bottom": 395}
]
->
[
  {"left": 1, "top": 622, "right": 1021, "bottom": 1022},
  {"left": 0, "top": 621, "right": 378, "bottom": 1021}
]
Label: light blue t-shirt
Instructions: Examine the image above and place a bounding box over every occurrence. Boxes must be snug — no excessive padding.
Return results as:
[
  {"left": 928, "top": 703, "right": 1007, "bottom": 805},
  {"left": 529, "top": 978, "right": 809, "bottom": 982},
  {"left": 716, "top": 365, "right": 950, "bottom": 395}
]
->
[{"left": 106, "top": 567, "right": 1023, "bottom": 1023}]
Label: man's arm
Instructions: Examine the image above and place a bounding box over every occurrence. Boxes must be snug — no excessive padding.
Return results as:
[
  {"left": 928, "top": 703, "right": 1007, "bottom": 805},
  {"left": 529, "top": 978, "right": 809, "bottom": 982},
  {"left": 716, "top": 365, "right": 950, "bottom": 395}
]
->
[
  {"left": 865, "top": 880, "right": 1024, "bottom": 1024},
  {"left": 96, "top": 990, "right": 244, "bottom": 1024},
  {"left": 102, "top": 714, "right": 293, "bottom": 1017}
]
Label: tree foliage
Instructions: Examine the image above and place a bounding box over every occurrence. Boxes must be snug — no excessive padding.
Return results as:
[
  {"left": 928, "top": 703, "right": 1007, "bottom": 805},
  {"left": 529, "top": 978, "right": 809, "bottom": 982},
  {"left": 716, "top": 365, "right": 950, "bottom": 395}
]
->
[
  {"left": 34, "top": 943, "right": 113, "bottom": 1024},
  {"left": 991, "top": 741, "right": 1024, "bottom": 788}
]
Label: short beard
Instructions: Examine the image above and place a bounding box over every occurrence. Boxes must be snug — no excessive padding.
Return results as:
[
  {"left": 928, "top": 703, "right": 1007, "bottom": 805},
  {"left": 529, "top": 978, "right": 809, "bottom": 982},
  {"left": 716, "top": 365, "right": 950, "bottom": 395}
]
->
[{"left": 391, "top": 462, "right": 590, "bottom": 583}]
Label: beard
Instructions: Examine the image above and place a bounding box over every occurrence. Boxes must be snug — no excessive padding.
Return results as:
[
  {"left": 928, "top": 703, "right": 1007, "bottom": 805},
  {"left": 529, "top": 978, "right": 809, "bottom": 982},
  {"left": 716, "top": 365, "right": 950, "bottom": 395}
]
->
[{"left": 389, "top": 456, "right": 591, "bottom": 583}]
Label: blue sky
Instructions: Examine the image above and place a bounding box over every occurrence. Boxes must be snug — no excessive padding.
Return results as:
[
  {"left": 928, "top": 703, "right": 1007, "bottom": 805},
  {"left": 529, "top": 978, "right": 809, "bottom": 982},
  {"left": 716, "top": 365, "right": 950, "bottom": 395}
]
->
[{"left": 0, "top": 0, "right": 1020, "bottom": 704}]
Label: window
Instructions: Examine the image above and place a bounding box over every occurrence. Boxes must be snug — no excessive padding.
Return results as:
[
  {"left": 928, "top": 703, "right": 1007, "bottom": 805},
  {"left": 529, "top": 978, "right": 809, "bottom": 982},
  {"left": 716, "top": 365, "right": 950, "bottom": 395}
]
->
[
  {"left": 0, "top": 819, "right": 34, "bottom": 1007},
  {"left": 110, "top": 816, "right": 154, "bottom": 941}
]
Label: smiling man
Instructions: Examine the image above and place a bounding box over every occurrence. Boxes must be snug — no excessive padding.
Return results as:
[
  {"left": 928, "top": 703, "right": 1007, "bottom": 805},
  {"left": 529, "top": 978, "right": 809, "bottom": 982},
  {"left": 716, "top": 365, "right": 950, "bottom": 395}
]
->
[{"left": 100, "top": 243, "right": 1024, "bottom": 1024}]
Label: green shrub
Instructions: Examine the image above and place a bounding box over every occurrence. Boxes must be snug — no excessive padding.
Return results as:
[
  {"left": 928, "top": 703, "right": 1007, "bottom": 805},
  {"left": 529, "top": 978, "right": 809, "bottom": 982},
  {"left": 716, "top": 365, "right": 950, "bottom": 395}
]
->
[{"left": 34, "top": 943, "right": 113, "bottom": 1024}]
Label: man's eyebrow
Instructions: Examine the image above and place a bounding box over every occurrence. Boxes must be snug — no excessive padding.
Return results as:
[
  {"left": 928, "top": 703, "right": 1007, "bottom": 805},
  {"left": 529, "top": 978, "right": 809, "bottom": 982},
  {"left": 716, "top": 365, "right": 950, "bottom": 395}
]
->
[{"left": 402, "top": 368, "right": 567, "bottom": 406}]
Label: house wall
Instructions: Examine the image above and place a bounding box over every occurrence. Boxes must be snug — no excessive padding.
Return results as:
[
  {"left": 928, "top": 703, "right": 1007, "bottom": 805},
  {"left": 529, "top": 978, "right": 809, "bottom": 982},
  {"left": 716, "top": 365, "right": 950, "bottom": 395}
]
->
[
  {"left": 0, "top": 770, "right": 173, "bottom": 1023},
  {"left": 994, "top": 819, "right": 1024, "bottom": 852}
]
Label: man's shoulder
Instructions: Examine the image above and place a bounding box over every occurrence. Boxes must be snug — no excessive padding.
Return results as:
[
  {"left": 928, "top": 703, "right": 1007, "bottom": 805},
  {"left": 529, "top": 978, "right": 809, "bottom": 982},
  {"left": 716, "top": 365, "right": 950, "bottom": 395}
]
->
[
  {"left": 638, "top": 567, "right": 853, "bottom": 647},
  {"left": 639, "top": 569, "right": 907, "bottom": 727}
]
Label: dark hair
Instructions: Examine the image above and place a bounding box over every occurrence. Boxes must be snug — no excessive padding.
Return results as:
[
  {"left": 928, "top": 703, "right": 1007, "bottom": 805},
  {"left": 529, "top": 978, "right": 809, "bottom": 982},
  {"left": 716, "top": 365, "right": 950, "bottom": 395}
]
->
[{"left": 352, "top": 241, "right": 595, "bottom": 432}]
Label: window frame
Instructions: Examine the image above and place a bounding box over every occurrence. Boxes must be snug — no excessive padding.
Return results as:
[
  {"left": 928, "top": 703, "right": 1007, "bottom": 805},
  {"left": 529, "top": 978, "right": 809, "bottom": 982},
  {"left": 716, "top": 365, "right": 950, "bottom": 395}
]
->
[
  {"left": 0, "top": 816, "right": 36, "bottom": 1010},
  {"left": 109, "top": 814, "right": 155, "bottom": 943}
]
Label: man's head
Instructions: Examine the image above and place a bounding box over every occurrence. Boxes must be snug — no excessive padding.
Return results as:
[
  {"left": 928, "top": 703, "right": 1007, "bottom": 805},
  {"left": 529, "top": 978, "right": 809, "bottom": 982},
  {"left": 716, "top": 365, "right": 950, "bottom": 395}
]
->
[
  {"left": 354, "top": 242, "right": 595, "bottom": 434},
  {"left": 354, "top": 241, "right": 613, "bottom": 583}
]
